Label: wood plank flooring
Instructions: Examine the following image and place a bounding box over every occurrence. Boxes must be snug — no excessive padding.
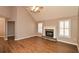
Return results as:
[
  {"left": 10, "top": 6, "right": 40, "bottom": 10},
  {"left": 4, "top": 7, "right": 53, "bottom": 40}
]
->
[
  {"left": 0, "top": 37, "right": 9, "bottom": 53},
  {"left": 7, "top": 36, "right": 78, "bottom": 53}
]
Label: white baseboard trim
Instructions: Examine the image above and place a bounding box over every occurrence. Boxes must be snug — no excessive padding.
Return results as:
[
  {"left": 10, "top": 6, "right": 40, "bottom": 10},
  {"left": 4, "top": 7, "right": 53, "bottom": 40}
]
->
[
  {"left": 7, "top": 35, "right": 14, "bottom": 37},
  {"left": 15, "top": 35, "right": 77, "bottom": 46},
  {"left": 58, "top": 40, "right": 77, "bottom": 46},
  {"left": 15, "top": 35, "right": 36, "bottom": 40}
]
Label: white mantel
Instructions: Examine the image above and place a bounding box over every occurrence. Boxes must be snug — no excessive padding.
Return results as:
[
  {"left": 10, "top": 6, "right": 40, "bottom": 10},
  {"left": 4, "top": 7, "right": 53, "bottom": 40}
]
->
[{"left": 42, "top": 26, "right": 56, "bottom": 38}]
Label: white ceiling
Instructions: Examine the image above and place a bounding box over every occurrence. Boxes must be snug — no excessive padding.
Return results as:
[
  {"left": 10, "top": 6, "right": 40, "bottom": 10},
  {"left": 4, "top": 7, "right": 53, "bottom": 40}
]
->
[{"left": 26, "top": 6, "right": 78, "bottom": 21}]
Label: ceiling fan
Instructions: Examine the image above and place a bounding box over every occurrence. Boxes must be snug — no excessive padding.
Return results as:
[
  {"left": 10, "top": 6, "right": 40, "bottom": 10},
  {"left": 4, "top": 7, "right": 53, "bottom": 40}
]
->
[{"left": 30, "top": 6, "right": 43, "bottom": 13}]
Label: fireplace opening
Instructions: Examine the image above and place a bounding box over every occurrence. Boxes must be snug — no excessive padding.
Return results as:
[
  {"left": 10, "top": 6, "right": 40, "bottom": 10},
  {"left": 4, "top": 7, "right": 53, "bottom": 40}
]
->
[{"left": 45, "top": 29, "right": 54, "bottom": 37}]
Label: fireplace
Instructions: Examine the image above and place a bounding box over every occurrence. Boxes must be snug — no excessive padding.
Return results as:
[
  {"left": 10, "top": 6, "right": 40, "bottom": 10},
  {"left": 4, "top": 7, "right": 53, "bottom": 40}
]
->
[{"left": 45, "top": 29, "right": 54, "bottom": 38}]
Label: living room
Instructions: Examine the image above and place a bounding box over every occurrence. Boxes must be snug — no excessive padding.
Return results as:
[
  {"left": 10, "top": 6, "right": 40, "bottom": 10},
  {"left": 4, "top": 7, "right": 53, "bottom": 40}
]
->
[{"left": 0, "top": 6, "right": 79, "bottom": 53}]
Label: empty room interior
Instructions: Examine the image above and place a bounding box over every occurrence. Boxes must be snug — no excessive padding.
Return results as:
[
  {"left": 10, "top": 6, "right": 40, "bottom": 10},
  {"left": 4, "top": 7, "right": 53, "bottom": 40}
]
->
[{"left": 0, "top": 6, "right": 79, "bottom": 53}]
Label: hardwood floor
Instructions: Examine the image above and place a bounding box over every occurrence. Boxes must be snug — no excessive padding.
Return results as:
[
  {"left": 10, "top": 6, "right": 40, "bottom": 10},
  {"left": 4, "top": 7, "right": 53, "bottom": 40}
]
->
[
  {"left": 7, "top": 36, "right": 78, "bottom": 53},
  {"left": 0, "top": 37, "right": 9, "bottom": 53},
  {"left": 8, "top": 36, "right": 15, "bottom": 41}
]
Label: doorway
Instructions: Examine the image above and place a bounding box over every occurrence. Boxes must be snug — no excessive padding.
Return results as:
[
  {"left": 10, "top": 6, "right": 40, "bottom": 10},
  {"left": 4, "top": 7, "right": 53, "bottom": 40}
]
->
[{"left": 7, "top": 21, "right": 15, "bottom": 41}]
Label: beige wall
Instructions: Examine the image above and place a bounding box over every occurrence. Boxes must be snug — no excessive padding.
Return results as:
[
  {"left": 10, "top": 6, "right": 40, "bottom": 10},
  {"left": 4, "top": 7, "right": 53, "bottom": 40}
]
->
[
  {"left": 42, "top": 16, "right": 78, "bottom": 45},
  {"left": 0, "top": 6, "right": 37, "bottom": 40},
  {"left": 0, "top": 6, "right": 11, "bottom": 18},
  {"left": 0, "top": 6, "right": 17, "bottom": 21},
  {"left": 14, "top": 7, "right": 36, "bottom": 40},
  {"left": 8, "top": 7, "right": 17, "bottom": 21}
]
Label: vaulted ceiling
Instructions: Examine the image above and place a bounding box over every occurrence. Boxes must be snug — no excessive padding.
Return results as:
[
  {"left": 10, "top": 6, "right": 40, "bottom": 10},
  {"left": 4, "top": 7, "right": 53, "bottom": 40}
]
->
[{"left": 26, "top": 6, "right": 78, "bottom": 21}]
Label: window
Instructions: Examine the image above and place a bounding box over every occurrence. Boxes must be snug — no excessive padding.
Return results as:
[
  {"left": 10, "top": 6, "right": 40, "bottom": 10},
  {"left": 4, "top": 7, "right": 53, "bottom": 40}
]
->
[
  {"left": 38, "top": 22, "right": 43, "bottom": 33},
  {"left": 59, "top": 20, "right": 71, "bottom": 38}
]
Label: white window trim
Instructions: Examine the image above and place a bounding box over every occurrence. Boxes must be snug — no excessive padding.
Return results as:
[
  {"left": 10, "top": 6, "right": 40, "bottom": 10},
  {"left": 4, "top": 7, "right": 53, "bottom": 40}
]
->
[
  {"left": 37, "top": 22, "right": 43, "bottom": 34},
  {"left": 59, "top": 20, "right": 71, "bottom": 38}
]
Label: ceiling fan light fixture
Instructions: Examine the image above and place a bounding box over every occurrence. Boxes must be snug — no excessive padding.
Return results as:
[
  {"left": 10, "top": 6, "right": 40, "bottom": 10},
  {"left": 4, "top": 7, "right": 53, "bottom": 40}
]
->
[
  {"left": 34, "top": 7, "right": 39, "bottom": 12},
  {"left": 31, "top": 6, "right": 43, "bottom": 13},
  {"left": 31, "top": 6, "right": 36, "bottom": 11}
]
